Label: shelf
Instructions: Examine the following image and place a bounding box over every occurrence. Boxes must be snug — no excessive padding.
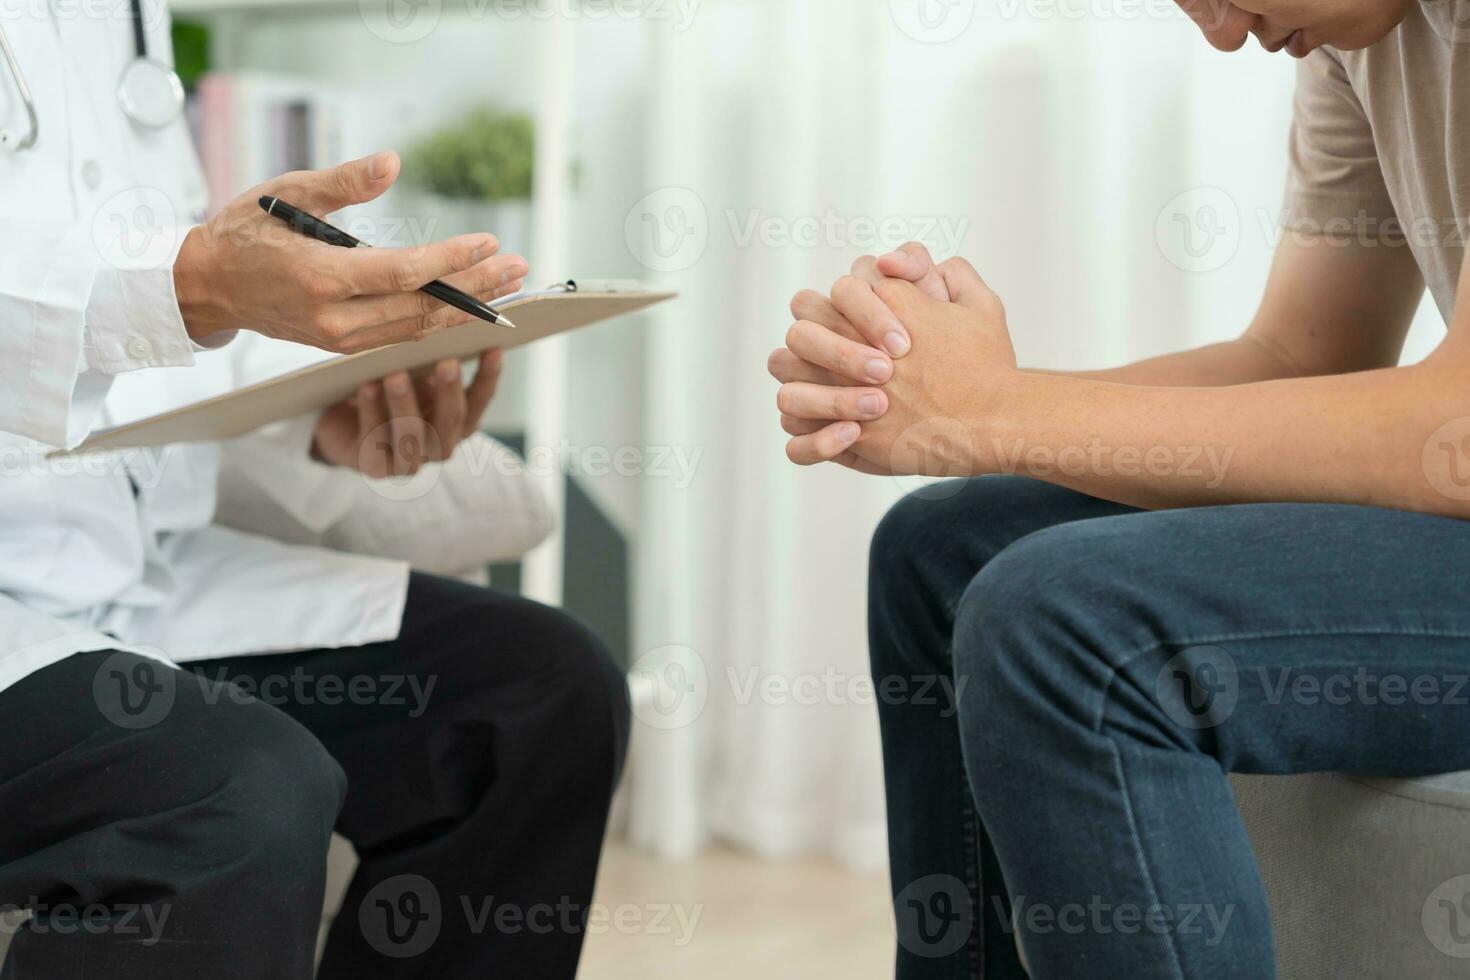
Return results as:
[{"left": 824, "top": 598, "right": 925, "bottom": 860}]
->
[{"left": 172, "top": 0, "right": 353, "bottom": 15}]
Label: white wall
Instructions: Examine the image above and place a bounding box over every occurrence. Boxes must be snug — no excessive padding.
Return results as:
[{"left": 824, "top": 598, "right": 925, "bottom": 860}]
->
[{"left": 195, "top": 0, "right": 1441, "bottom": 867}]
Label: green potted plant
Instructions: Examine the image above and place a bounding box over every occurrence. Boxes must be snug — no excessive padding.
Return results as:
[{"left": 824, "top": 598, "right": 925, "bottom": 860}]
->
[{"left": 402, "top": 107, "right": 536, "bottom": 256}]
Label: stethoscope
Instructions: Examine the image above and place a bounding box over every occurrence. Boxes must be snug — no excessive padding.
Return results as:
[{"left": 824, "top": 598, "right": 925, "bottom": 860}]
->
[{"left": 0, "top": 0, "right": 185, "bottom": 152}]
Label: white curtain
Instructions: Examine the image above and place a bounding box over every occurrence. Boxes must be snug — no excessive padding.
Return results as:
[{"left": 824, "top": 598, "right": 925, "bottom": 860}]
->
[{"left": 624, "top": 0, "right": 1297, "bottom": 870}]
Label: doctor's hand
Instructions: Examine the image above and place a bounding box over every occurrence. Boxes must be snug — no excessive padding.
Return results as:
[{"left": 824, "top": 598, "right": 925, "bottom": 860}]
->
[
  {"left": 776, "top": 258, "right": 1019, "bottom": 475},
  {"left": 173, "top": 150, "right": 529, "bottom": 354},
  {"left": 311, "top": 350, "right": 505, "bottom": 478}
]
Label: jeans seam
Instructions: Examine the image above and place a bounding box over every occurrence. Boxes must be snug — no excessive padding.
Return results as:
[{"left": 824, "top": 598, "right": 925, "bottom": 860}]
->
[
  {"left": 1107, "top": 742, "right": 1189, "bottom": 980},
  {"left": 960, "top": 768, "right": 983, "bottom": 980},
  {"left": 1121, "top": 626, "right": 1470, "bottom": 651},
  {"left": 1098, "top": 625, "right": 1470, "bottom": 730}
]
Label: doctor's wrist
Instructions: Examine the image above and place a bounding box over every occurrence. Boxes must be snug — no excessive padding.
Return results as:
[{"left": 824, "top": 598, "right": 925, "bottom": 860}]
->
[{"left": 173, "top": 226, "right": 234, "bottom": 344}]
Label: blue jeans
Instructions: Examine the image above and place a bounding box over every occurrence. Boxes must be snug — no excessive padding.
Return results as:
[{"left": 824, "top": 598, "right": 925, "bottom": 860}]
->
[{"left": 869, "top": 477, "right": 1470, "bottom": 979}]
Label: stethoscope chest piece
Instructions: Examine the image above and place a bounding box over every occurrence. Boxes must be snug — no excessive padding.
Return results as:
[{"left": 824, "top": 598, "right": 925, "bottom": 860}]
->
[
  {"left": 0, "top": 0, "right": 186, "bottom": 152},
  {"left": 117, "top": 56, "right": 185, "bottom": 130}
]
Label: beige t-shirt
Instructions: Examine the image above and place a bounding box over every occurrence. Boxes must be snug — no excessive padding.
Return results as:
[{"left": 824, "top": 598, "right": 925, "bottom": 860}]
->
[{"left": 1284, "top": 0, "right": 1470, "bottom": 322}]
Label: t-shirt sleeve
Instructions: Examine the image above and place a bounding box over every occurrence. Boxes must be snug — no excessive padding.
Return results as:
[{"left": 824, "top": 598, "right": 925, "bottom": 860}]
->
[{"left": 1282, "top": 49, "right": 1399, "bottom": 239}]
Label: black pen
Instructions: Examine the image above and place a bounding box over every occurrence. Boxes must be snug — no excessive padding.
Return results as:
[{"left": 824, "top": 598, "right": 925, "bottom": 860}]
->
[{"left": 257, "top": 196, "right": 517, "bottom": 330}]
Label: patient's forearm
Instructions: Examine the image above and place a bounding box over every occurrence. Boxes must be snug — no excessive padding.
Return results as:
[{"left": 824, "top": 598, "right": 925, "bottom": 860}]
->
[
  {"left": 1032, "top": 336, "right": 1305, "bottom": 387},
  {"left": 990, "top": 357, "right": 1470, "bottom": 519}
]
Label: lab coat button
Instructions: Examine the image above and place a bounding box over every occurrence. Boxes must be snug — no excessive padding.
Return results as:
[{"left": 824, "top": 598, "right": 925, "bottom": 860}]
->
[
  {"left": 81, "top": 160, "right": 102, "bottom": 190},
  {"left": 127, "top": 337, "right": 152, "bottom": 359}
]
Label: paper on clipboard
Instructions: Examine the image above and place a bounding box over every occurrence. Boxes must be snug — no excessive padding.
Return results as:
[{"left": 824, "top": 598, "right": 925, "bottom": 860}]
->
[{"left": 55, "top": 284, "right": 676, "bottom": 456}]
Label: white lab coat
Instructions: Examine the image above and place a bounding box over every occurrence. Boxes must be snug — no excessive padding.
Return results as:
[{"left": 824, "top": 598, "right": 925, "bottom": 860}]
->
[{"left": 0, "top": 0, "right": 549, "bottom": 694}]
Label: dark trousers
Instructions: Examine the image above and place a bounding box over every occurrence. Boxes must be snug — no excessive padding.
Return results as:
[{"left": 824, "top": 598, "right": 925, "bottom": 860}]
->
[
  {"left": 0, "top": 573, "right": 630, "bottom": 979},
  {"left": 870, "top": 477, "right": 1470, "bottom": 979}
]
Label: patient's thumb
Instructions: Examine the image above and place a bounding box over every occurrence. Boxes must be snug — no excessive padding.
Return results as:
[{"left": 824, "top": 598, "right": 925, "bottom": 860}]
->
[
  {"left": 939, "top": 258, "right": 999, "bottom": 313},
  {"left": 879, "top": 243, "right": 949, "bottom": 302}
]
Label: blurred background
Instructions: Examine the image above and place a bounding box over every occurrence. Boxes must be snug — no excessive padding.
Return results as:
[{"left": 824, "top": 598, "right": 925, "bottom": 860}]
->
[{"left": 164, "top": 0, "right": 1444, "bottom": 975}]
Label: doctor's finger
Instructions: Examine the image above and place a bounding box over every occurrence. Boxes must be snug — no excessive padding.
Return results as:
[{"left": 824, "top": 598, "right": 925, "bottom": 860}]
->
[
  {"left": 325, "top": 298, "right": 477, "bottom": 354},
  {"left": 383, "top": 373, "right": 429, "bottom": 477},
  {"left": 355, "top": 383, "right": 391, "bottom": 476},
  {"left": 428, "top": 361, "right": 467, "bottom": 460},
  {"left": 438, "top": 252, "right": 528, "bottom": 301},
  {"left": 463, "top": 350, "right": 504, "bottom": 436},
  {"left": 785, "top": 422, "right": 862, "bottom": 466},
  {"left": 328, "top": 252, "right": 527, "bottom": 335},
  {"left": 272, "top": 150, "right": 402, "bottom": 217},
  {"left": 785, "top": 320, "right": 893, "bottom": 385},
  {"left": 830, "top": 276, "right": 911, "bottom": 358},
  {"left": 336, "top": 233, "right": 499, "bottom": 298},
  {"left": 776, "top": 382, "right": 888, "bottom": 422}
]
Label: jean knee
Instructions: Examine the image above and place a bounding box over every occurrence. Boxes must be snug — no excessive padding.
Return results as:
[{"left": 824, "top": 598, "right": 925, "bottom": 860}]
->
[
  {"left": 868, "top": 481, "right": 976, "bottom": 600},
  {"left": 951, "top": 525, "right": 1106, "bottom": 767},
  {"left": 867, "top": 479, "right": 990, "bottom": 678}
]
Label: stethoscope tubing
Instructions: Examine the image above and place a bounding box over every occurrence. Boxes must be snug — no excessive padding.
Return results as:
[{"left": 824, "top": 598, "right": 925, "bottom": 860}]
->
[
  {"left": 0, "top": 0, "right": 182, "bottom": 152},
  {"left": 0, "top": 23, "right": 39, "bottom": 151}
]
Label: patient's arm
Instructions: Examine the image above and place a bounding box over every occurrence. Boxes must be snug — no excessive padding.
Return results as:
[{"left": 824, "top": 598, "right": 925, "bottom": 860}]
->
[
  {"left": 773, "top": 235, "right": 1470, "bottom": 520},
  {"left": 855, "top": 234, "right": 1425, "bottom": 387},
  {"left": 1054, "top": 233, "right": 1424, "bottom": 385}
]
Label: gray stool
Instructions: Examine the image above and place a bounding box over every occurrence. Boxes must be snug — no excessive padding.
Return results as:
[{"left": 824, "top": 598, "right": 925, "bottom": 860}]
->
[{"left": 1232, "top": 772, "right": 1470, "bottom": 979}]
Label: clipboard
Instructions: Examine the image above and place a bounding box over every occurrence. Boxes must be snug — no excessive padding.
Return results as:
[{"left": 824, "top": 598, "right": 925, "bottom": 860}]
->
[{"left": 57, "top": 283, "right": 676, "bottom": 456}]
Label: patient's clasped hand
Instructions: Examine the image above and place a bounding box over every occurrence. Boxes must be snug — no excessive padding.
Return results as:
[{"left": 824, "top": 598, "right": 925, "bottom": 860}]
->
[{"left": 770, "top": 243, "right": 1016, "bottom": 478}]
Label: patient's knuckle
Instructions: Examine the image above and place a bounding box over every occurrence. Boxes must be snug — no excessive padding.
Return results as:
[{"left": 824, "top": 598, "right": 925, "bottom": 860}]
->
[
  {"left": 776, "top": 386, "right": 796, "bottom": 415},
  {"left": 874, "top": 279, "right": 907, "bottom": 305},
  {"left": 768, "top": 348, "right": 790, "bottom": 377},
  {"left": 790, "top": 290, "right": 820, "bottom": 319},
  {"left": 831, "top": 275, "right": 864, "bottom": 302}
]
